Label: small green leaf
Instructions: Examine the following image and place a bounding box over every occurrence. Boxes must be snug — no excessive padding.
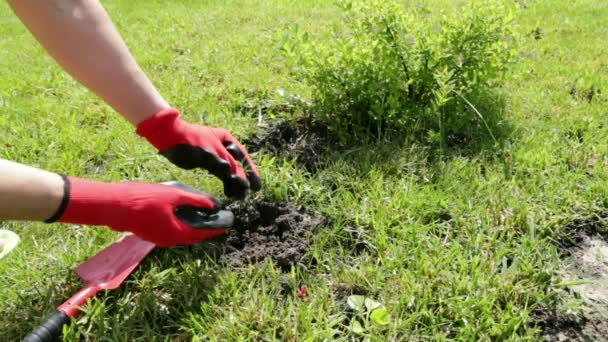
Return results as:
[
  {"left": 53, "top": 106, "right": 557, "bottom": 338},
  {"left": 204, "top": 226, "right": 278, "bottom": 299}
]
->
[
  {"left": 351, "top": 319, "right": 365, "bottom": 334},
  {"left": 328, "top": 313, "right": 347, "bottom": 328},
  {"left": 347, "top": 295, "right": 366, "bottom": 313},
  {"left": 370, "top": 308, "right": 391, "bottom": 326},
  {"left": 364, "top": 297, "right": 383, "bottom": 311}
]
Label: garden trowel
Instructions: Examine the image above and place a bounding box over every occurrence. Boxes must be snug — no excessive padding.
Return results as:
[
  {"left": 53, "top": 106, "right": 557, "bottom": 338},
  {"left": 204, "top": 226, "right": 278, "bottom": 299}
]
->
[
  {"left": 23, "top": 182, "right": 234, "bottom": 342},
  {"left": 22, "top": 235, "right": 154, "bottom": 341}
]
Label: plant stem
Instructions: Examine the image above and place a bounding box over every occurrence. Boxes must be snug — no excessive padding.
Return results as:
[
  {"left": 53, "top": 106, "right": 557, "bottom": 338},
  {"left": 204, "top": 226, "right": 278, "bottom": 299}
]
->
[
  {"left": 452, "top": 90, "right": 497, "bottom": 144},
  {"left": 385, "top": 24, "right": 414, "bottom": 97}
]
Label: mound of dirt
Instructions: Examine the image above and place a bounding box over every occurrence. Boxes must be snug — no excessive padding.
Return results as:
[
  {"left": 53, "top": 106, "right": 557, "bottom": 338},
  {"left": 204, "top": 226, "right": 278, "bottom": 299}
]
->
[
  {"left": 535, "top": 213, "right": 608, "bottom": 341},
  {"left": 245, "top": 118, "right": 335, "bottom": 173},
  {"left": 223, "top": 200, "right": 325, "bottom": 270}
]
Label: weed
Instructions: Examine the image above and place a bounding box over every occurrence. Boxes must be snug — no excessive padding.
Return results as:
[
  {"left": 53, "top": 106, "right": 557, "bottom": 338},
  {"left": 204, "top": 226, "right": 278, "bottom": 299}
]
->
[{"left": 280, "top": 0, "right": 520, "bottom": 145}]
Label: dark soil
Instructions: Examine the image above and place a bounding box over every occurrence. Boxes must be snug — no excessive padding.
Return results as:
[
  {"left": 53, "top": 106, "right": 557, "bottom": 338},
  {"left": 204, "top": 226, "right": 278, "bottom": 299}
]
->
[
  {"left": 532, "top": 309, "right": 588, "bottom": 342},
  {"left": 533, "top": 213, "right": 608, "bottom": 341},
  {"left": 222, "top": 200, "right": 325, "bottom": 270},
  {"left": 570, "top": 85, "right": 601, "bottom": 104},
  {"left": 558, "top": 213, "right": 608, "bottom": 254},
  {"left": 533, "top": 305, "right": 608, "bottom": 342},
  {"left": 332, "top": 283, "right": 369, "bottom": 301},
  {"left": 531, "top": 27, "right": 543, "bottom": 40},
  {"left": 244, "top": 118, "right": 336, "bottom": 173}
]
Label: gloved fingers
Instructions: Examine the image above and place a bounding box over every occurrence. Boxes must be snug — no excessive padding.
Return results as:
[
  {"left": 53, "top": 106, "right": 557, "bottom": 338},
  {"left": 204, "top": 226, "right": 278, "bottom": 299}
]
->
[
  {"left": 160, "top": 144, "right": 233, "bottom": 182},
  {"left": 174, "top": 191, "right": 236, "bottom": 229},
  {"left": 223, "top": 176, "right": 250, "bottom": 199},
  {"left": 222, "top": 139, "right": 262, "bottom": 191},
  {"left": 177, "top": 190, "right": 220, "bottom": 209},
  {"left": 215, "top": 145, "right": 249, "bottom": 185},
  {"left": 191, "top": 146, "right": 249, "bottom": 199},
  {"left": 213, "top": 147, "right": 251, "bottom": 198},
  {"left": 209, "top": 129, "right": 254, "bottom": 198}
]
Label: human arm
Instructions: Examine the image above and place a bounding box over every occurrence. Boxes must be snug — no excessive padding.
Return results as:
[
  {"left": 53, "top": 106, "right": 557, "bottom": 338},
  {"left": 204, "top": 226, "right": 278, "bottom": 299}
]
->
[
  {"left": 7, "top": 0, "right": 261, "bottom": 198},
  {"left": 6, "top": 0, "right": 167, "bottom": 125},
  {"left": 0, "top": 158, "right": 229, "bottom": 246},
  {"left": 0, "top": 159, "right": 65, "bottom": 221}
]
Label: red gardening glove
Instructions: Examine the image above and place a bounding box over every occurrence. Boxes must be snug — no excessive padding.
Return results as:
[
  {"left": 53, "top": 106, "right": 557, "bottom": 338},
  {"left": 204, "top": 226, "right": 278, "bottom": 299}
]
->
[
  {"left": 48, "top": 177, "right": 229, "bottom": 247},
  {"left": 136, "top": 108, "right": 261, "bottom": 199}
]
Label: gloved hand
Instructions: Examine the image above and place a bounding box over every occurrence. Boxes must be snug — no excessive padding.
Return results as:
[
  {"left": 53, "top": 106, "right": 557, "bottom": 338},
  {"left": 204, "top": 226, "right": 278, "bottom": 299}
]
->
[
  {"left": 47, "top": 177, "right": 230, "bottom": 247},
  {"left": 136, "top": 108, "right": 261, "bottom": 199}
]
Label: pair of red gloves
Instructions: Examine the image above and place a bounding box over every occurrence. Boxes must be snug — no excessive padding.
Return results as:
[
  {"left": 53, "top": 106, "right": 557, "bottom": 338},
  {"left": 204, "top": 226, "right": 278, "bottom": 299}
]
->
[{"left": 46, "top": 108, "right": 261, "bottom": 247}]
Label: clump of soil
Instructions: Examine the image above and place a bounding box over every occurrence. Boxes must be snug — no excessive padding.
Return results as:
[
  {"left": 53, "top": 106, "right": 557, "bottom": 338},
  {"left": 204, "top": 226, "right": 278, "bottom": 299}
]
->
[
  {"left": 569, "top": 85, "right": 601, "bottom": 104},
  {"left": 534, "top": 213, "right": 608, "bottom": 341},
  {"left": 558, "top": 213, "right": 608, "bottom": 254},
  {"left": 245, "top": 118, "right": 336, "bottom": 173},
  {"left": 223, "top": 200, "right": 325, "bottom": 270},
  {"left": 532, "top": 309, "right": 587, "bottom": 342},
  {"left": 530, "top": 27, "right": 543, "bottom": 41},
  {"left": 331, "top": 283, "right": 369, "bottom": 301}
]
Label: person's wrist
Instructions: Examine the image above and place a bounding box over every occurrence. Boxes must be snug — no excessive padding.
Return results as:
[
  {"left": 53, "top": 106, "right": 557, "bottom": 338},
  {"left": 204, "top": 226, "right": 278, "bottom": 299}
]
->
[
  {"left": 43, "top": 174, "right": 70, "bottom": 223},
  {"left": 50, "top": 177, "right": 126, "bottom": 227},
  {"left": 126, "top": 98, "right": 172, "bottom": 126}
]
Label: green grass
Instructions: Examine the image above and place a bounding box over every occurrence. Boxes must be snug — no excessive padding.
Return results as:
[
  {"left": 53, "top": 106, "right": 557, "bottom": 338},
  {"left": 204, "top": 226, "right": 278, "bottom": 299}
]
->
[{"left": 1, "top": 0, "right": 607, "bottom": 340}]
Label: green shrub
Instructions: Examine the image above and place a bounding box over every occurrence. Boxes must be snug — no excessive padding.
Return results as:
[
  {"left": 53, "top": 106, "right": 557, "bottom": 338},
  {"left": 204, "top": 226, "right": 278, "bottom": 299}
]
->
[{"left": 280, "top": 0, "right": 519, "bottom": 144}]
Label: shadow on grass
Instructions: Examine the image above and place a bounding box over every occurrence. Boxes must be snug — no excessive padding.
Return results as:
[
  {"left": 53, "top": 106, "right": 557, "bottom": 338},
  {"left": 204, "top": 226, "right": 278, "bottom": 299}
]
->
[
  {"left": 244, "top": 90, "right": 512, "bottom": 177},
  {"left": 14, "top": 198, "right": 327, "bottom": 341},
  {"left": 9, "top": 239, "right": 226, "bottom": 341}
]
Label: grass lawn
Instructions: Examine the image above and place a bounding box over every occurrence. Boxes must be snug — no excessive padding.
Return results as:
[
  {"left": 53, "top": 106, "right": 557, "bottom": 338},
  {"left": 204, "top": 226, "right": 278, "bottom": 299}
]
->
[{"left": 1, "top": 0, "right": 608, "bottom": 340}]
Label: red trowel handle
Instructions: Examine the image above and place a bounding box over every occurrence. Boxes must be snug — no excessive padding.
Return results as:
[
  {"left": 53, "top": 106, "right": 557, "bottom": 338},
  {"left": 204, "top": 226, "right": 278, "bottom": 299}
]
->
[{"left": 23, "top": 286, "right": 100, "bottom": 342}]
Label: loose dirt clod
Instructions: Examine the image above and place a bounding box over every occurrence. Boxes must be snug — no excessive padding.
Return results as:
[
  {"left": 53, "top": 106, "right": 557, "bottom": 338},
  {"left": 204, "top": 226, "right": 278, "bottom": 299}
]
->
[
  {"left": 569, "top": 85, "right": 601, "bottom": 104},
  {"left": 223, "top": 200, "right": 325, "bottom": 270},
  {"left": 535, "top": 213, "right": 608, "bottom": 341},
  {"left": 245, "top": 118, "right": 335, "bottom": 173}
]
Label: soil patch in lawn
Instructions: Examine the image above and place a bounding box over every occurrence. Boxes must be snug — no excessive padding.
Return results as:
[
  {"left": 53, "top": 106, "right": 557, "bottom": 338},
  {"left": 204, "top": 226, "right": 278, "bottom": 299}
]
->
[
  {"left": 245, "top": 118, "right": 337, "bottom": 173},
  {"left": 534, "top": 213, "right": 608, "bottom": 341},
  {"left": 222, "top": 200, "right": 325, "bottom": 270},
  {"left": 570, "top": 85, "right": 601, "bottom": 104}
]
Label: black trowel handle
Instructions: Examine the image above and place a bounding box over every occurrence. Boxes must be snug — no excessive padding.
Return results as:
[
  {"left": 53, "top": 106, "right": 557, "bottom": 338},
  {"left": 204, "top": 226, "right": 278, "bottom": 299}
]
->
[
  {"left": 23, "top": 310, "right": 69, "bottom": 342},
  {"left": 163, "top": 181, "right": 235, "bottom": 229}
]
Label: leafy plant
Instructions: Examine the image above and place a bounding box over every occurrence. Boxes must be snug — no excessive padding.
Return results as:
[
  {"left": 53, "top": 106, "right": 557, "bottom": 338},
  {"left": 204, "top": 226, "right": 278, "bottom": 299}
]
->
[
  {"left": 345, "top": 295, "right": 392, "bottom": 335},
  {"left": 280, "top": 0, "right": 520, "bottom": 144}
]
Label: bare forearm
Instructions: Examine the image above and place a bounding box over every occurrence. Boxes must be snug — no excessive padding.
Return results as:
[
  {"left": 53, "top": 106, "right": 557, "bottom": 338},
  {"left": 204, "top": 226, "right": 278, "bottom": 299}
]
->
[
  {"left": 7, "top": 0, "right": 169, "bottom": 125},
  {"left": 0, "top": 159, "right": 65, "bottom": 221}
]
